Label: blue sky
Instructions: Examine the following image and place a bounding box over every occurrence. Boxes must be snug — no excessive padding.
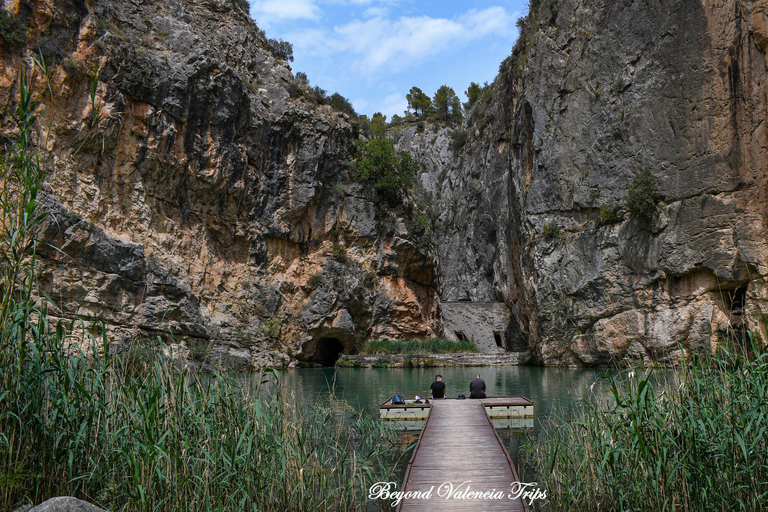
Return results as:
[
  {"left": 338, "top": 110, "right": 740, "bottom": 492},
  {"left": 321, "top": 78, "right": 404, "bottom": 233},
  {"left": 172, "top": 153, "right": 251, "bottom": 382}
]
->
[{"left": 248, "top": 0, "right": 528, "bottom": 118}]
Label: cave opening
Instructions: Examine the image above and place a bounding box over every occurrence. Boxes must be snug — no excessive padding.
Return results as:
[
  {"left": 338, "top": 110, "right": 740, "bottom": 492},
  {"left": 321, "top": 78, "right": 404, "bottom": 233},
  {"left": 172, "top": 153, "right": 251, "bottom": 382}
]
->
[
  {"left": 316, "top": 337, "right": 344, "bottom": 366},
  {"left": 493, "top": 332, "right": 504, "bottom": 349}
]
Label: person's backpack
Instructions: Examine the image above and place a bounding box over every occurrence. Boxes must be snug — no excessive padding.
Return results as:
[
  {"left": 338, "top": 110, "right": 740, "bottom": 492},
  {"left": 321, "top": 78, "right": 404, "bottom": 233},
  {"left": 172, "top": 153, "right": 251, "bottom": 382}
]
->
[{"left": 391, "top": 394, "right": 405, "bottom": 405}]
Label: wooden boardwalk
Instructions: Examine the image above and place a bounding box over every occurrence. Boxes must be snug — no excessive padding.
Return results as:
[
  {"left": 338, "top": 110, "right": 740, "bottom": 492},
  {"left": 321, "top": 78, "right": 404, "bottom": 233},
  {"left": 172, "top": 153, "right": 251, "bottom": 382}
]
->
[{"left": 397, "top": 399, "right": 529, "bottom": 511}]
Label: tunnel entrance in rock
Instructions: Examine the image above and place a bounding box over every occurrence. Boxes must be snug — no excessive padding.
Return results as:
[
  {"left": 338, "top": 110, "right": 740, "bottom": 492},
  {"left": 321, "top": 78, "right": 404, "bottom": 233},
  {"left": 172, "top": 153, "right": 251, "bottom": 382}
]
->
[{"left": 316, "top": 337, "right": 344, "bottom": 366}]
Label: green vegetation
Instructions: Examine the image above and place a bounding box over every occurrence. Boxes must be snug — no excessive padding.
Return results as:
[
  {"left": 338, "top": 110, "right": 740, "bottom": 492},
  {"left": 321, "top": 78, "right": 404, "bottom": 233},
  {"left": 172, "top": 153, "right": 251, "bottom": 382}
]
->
[
  {"left": 0, "top": 75, "right": 398, "bottom": 511},
  {"left": 522, "top": 347, "right": 768, "bottom": 511},
  {"left": 431, "top": 85, "right": 463, "bottom": 124},
  {"left": 352, "top": 138, "right": 418, "bottom": 203},
  {"left": 406, "top": 86, "right": 431, "bottom": 116},
  {"left": 542, "top": 222, "right": 562, "bottom": 238},
  {"left": 464, "top": 82, "right": 482, "bottom": 110},
  {"left": 626, "top": 167, "right": 659, "bottom": 223},
  {"left": 369, "top": 112, "right": 387, "bottom": 139},
  {"left": 598, "top": 202, "right": 622, "bottom": 225},
  {"left": 266, "top": 37, "right": 293, "bottom": 61},
  {"left": 360, "top": 338, "right": 477, "bottom": 355}
]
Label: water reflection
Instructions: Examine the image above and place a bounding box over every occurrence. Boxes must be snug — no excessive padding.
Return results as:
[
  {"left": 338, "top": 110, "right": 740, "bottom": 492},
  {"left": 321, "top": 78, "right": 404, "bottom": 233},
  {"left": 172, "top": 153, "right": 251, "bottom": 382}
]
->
[{"left": 274, "top": 365, "right": 615, "bottom": 432}]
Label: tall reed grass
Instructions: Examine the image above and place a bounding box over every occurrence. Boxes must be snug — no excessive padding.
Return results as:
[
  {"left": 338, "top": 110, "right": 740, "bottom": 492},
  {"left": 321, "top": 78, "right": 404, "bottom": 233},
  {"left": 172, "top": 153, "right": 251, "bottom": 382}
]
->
[
  {"left": 1, "top": 73, "right": 399, "bottom": 511},
  {"left": 521, "top": 348, "right": 768, "bottom": 511}
]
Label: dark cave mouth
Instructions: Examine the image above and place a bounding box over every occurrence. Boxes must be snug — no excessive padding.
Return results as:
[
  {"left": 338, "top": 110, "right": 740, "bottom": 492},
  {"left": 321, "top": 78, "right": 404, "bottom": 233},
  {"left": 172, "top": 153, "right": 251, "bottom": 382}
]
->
[{"left": 315, "top": 337, "right": 344, "bottom": 366}]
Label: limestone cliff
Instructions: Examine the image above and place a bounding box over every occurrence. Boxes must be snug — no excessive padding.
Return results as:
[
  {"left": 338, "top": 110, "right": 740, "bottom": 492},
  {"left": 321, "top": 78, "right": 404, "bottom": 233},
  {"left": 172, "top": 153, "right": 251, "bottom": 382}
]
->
[
  {"left": 402, "top": 0, "right": 768, "bottom": 365},
  {"left": 0, "top": 0, "right": 440, "bottom": 369}
]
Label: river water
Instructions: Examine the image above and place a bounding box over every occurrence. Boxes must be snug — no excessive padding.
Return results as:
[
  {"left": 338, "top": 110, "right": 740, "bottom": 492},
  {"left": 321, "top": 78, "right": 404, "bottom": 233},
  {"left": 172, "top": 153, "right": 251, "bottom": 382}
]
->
[{"left": 272, "top": 365, "right": 615, "bottom": 431}]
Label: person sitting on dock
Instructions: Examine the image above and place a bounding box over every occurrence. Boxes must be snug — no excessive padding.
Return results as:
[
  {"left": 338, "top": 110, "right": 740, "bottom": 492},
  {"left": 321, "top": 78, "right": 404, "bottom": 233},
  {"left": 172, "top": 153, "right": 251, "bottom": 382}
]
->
[
  {"left": 469, "top": 374, "right": 486, "bottom": 399},
  {"left": 430, "top": 375, "right": 446, "bottom": 399}
]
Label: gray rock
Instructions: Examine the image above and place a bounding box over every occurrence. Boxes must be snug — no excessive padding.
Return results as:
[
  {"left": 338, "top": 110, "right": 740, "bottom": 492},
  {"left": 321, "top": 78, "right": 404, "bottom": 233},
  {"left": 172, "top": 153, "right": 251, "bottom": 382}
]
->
[{"left": 15, "top": 497, "right": 108, "bottom": 512}]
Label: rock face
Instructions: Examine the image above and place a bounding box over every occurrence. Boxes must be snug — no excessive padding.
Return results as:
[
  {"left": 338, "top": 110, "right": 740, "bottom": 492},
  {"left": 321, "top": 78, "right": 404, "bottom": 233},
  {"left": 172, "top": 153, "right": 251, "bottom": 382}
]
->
[
  {"left": 401, "top": 0, "right": 768, "bottom": 365},
  {"left": 4, "top": 0, "right": 767, "bottom": 368},
  {"left": 1, "top": 0, "right": 440, "bottom": 369}
]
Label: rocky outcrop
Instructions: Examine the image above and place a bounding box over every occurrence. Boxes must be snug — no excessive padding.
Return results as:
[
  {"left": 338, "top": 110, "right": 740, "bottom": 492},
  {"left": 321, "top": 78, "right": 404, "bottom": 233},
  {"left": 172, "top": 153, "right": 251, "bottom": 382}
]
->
[
  {"left": 1, "top": 0, "right": 440, "bottom": 369},
  {"left": 403, "top": 0, "right": 768, "bottom": 365},
  {"left": 14, "top": 496, "right": 108, "bottom": 512}
]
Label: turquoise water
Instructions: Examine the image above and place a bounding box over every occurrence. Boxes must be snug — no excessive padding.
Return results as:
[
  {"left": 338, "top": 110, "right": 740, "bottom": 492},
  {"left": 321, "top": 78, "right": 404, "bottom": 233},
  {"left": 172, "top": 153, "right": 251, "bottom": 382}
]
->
[{"left": 273, "top": 365, "right": 616, "bottom": 431}]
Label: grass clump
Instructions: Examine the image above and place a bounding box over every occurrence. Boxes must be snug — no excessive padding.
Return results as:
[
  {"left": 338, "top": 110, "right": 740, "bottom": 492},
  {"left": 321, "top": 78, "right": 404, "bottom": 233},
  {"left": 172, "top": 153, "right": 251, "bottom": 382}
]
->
[
  {"left": 361, "top": 337, "right": 477, "bottom": 355},
  {"left": 0, "top": 74, "right": 399, "bottom": 511},
  {"left": 521, "top": 347, "right": 768, "bottom": 511}
]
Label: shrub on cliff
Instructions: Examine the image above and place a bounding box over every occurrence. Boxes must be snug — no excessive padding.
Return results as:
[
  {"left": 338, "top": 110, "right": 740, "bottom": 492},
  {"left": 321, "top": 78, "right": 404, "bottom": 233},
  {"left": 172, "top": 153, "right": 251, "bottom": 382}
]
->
[
  {"left": 353, "top": 138, "right": 418, "bottom": 203},
  {"left": 267, "top": 37, "right": 293, "bottom": 61},
  {"left": 626, "top": 167, "right": 658, "bottom": 223}
]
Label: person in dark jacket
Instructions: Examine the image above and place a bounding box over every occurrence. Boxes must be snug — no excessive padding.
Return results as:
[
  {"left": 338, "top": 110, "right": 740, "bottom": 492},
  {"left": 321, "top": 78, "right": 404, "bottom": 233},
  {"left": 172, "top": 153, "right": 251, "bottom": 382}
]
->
[
  {"left": 430, "top": 375, "right": 446, "bottom": 399},
  {"left": 469, "top": 374, "right": 486, "bottom": 398}
]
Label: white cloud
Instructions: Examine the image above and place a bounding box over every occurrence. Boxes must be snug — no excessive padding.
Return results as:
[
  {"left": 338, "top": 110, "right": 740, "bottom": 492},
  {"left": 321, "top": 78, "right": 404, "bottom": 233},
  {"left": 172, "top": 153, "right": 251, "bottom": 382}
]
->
[
  {"left": 250, "top": 0, "right": 320, "bottom": 25},
  {"left": 363, "top": 6, "right": 389, "bottom": 18},
  {"left": 290, "top": 7, "right": 515, "bottom": 73}
]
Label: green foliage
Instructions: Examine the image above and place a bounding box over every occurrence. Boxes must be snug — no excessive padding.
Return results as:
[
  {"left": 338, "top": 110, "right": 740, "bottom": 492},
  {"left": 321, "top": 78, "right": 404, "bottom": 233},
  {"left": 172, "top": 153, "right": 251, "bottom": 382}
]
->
[
  {"left": 295, "top": 71, "right": 309, "bottom": 85},
  {"left": 370, "top": 111, "right": 387, "bottom": 138},
  {"left": 327, "top": 92, "right": 357, "bottom": 118},
  {"left": 413, "top": 213, "right": 430, "bottom": 233},
  {"left": 353, "top": 138, "right": 418, "bottom": 203},
  {"left": 542, "top": 222, "right": 562, "bottom": 238},
  {"left": 406, "top": 86, "right": 431, "bottom": 116},
  {"left": 307, "top": 272, "right": 322, "bottom": 288},
  {"left": 360, "top": 338, "right": 477, "bottom": 355},
  {"left": 0, "top": 8, "right": 28, "bottom": 46},
  {"left": 331, "top": 241, "right": 348, "bottom": 263},
  {"left": 267, "top": 37, "right": 293, "bottom": 61},
  {"left": 356, "top": 114, "right": 371, "bottom": 137},
  {"left": 260, "top": 318, "right": 281, "bottom": 337},
  {"left": 450, "top": 129, "right": 468, "bottom": 155},
  {"left": 522, "top": 349, "right": 768, "bottom": 511},
  {"left": 599, "top": 201, "right": 622, "bottom": 225},
  {"left": 465, "top": 81, "right": 482, "bottom": 109},
  {"left": 626, "top": 167, "right": 658, "bottom": 223},
  {"left": 335, "top": 356, "right": 363, "bottom": 368},
  {"left": 431, "top": 85, "right": 463, "bottom": 124}
]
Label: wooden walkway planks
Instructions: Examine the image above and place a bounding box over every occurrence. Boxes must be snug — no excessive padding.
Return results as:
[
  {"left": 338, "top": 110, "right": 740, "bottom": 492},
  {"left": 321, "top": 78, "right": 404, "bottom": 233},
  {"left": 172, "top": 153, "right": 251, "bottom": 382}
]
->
[{"left": 397, "top": 399, "right": 529, "bottom": 512}]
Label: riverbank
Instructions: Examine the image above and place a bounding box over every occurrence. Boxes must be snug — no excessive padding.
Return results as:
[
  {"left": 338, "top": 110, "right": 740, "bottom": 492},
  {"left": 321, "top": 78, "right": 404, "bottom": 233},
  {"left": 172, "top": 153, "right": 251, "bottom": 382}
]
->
[{"left": 337, "top": 351, "right": 533, "bottom": 368}]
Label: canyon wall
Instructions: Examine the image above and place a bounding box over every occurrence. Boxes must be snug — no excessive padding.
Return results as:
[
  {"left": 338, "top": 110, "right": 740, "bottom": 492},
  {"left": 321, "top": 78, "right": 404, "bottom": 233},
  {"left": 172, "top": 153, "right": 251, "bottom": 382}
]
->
[
  {"left": 399, "top": 0, "right": 768, "bottom": 365},
  {"left": 4, "top": 0, "right": 767, "bottom": 367},
  {"left": 0, "top": 0, "right": 440, "bottom": 369}
]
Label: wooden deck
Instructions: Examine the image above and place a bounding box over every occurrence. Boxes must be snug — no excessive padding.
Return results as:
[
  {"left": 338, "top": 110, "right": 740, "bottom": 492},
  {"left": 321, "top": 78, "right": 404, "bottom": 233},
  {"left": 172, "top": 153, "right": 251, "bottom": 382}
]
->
[{"left": 397, "top": 399, "right": 530, "bottom": 511}]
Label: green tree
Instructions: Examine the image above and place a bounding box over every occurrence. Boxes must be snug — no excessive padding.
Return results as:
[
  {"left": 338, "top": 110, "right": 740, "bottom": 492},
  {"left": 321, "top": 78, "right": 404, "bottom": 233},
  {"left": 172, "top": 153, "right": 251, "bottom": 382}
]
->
[
  {"left": 626, "top": 167, "right": 658, "bottom": 223},
  {"left": 406, "top": 86, "right": 431, "bottom": 116},
  {"left": 327, "top": 93, "right": 357, "bottom": 118},
  {"left": 354, "top": 138, "right": 417, "bottom": 203},
  {"left": 432, "top": 85, "right": 462, "bottom": 123},
  {"left": 370, "top": 112, "right": 387, "bottom": 139},
  {"left": 357, "top": 114, "right": 371, "bottom": 137},
  {"left": 465, "top": 82, "right": 482, "bottom": 109},
  {"left": 267, "top": 38, "right": 294, "bottom": 61},
  {"left": 295, "top": 71, "right": 309, "bottom": 85}
]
